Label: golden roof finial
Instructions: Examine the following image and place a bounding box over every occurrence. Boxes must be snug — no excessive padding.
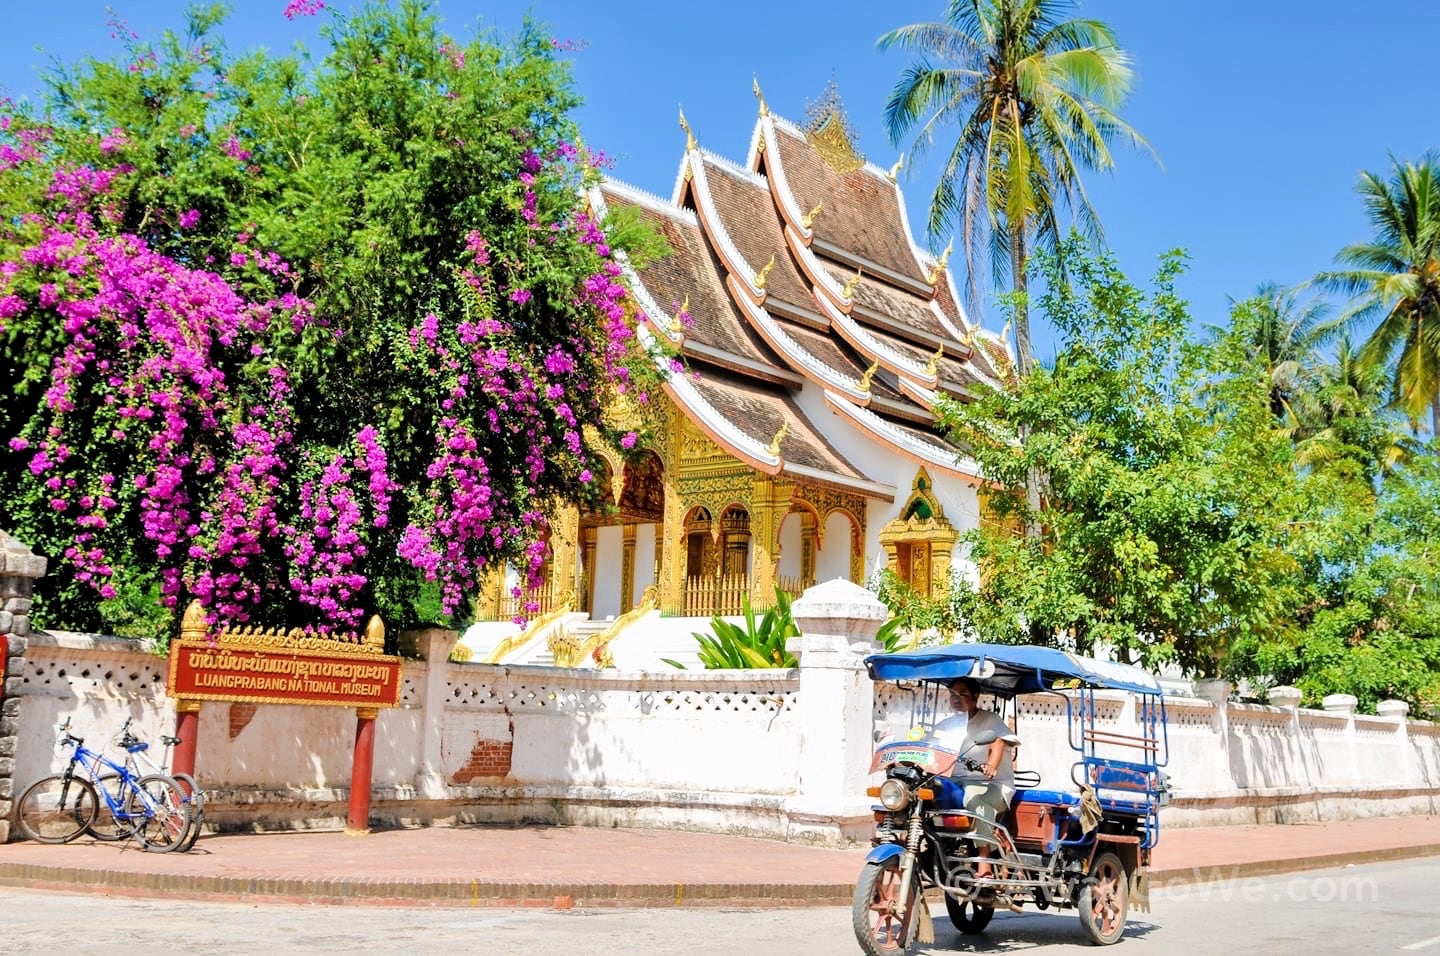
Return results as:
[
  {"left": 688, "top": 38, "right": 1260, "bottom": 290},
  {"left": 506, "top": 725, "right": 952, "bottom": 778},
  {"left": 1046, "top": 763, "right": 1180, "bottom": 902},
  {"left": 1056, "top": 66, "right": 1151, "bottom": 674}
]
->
[
  {"left": 857, "top": 359, "right": 880, "bottom": 392},
  {"left": 841, "top": 266, "right": 863, "bottom": 299},
  {"left": 801, "top": 199, "right": 823, "bottom": 231},
  {"left": 887, "top": 155, "right": 904, "bottom": 183},
  {"left": 752, "top": 76, "right": 769, "bottom": 117},
  {"left": 679, "top": 106, "right": 696, "bottom": 152},
  {"left": 1000, "top": 319, "right": 1012, "bottom": 349},
  {"left": 962, "top": 325, "right": 975, "bottom": 348},
  {"left": 754, "top": 253, "right": 776, "bottom": 290},
  {"left": 767, "top": 419, "right": 790, "bottom": 457},
  {"left": 670, "top": 293, "right": 689, "bottom": 334},
  {"left": 926, "top": 239, "right": 953, "bottom": 285},
  {"left": 925, "top": 344, "right": 944, "bottom": 377}
]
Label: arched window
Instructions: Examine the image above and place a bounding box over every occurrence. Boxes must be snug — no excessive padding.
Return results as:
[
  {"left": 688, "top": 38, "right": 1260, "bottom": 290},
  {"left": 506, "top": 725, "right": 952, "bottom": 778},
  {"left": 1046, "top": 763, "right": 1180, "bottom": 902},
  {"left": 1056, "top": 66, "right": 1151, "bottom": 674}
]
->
[{"left": 878, "top": 468, "right": 957, "bottom": 599}]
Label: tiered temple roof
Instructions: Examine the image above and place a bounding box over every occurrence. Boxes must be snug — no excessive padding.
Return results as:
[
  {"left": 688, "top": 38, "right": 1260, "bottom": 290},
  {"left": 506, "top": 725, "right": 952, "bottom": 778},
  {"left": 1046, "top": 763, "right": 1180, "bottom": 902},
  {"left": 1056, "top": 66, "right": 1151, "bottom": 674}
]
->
[{"left": 590, "top": 92, "right": 1014, "bottom": 494}]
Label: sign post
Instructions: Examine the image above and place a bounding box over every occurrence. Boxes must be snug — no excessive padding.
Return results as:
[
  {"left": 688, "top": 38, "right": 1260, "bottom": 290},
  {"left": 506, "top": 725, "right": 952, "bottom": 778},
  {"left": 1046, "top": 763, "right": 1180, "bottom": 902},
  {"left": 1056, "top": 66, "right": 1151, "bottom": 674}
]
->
[{"left": 167, "top": 601, "right": 403, "bottom": 834}]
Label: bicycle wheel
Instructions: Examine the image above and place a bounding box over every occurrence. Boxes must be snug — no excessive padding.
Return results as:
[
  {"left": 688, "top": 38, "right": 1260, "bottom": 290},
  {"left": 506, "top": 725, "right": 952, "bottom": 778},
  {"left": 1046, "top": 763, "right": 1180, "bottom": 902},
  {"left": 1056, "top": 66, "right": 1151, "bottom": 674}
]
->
[
  {"left": 125, "top": 774, "right": 192, "bottom": 853},
  {"left": 88, "top": 772, "right": 135, "bottom": 841},
  {"left": 171, "top": 772, "right": 205, "bottom": 852},
  {"left": 16, "top": 774, "right": 98, "bottom": 844}
]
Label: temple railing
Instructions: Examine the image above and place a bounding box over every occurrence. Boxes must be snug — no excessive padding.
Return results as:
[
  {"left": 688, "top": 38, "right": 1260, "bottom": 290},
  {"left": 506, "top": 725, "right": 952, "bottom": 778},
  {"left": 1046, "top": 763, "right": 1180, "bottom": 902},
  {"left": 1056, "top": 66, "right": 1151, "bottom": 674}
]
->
[
  {"left": 497, "top": 580, "right": 563, "bottom": 622},
  {"left": 661, "top": 573, "right": 753, "bottom": 617}
]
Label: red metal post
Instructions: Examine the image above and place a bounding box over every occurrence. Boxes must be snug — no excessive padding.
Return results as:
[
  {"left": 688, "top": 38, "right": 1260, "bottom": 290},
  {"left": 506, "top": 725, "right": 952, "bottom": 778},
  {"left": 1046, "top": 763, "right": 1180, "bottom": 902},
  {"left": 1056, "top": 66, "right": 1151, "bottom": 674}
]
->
[
  {"left": 172, "top": 699, "right": 202, "bottom": 778},
  {"left": 346, "top": 707, "right": 378, "bottom": 835}
]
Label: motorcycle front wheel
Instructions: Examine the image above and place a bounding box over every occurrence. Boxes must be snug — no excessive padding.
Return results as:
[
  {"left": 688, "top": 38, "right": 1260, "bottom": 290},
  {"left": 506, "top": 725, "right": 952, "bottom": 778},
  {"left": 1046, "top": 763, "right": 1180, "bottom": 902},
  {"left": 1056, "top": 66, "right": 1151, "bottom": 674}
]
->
[{"left": 852, "top": 860, "right": 917, "bottom": 956}]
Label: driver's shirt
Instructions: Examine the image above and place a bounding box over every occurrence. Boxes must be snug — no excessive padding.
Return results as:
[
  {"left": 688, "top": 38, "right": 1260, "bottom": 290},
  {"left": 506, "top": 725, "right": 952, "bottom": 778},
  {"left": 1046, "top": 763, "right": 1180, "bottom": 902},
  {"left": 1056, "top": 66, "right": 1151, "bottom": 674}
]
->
[{"left": 932, "top": 709, "right": 1020, "bottom": 802}]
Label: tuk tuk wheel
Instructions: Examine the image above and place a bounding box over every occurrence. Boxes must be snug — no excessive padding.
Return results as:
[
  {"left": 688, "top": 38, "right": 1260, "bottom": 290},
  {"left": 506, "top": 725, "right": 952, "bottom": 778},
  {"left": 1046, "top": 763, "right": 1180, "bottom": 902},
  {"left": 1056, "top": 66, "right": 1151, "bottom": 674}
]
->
[
  {"left": 944, "top": 895, "right": 994, "bottom": 934},
  {"left": 852, "top": 860, "right": 916, "bottom": 956},
  {"left": 1079, "top": 851, "right": 1130, "bottom": 945}
]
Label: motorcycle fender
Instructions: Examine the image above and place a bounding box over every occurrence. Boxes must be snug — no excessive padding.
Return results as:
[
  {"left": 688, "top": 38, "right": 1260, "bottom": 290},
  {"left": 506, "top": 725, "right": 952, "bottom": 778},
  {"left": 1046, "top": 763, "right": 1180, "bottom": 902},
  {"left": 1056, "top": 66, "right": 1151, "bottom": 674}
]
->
[{"left": 864, "top": 843, "right": 906, "bottom": 866}]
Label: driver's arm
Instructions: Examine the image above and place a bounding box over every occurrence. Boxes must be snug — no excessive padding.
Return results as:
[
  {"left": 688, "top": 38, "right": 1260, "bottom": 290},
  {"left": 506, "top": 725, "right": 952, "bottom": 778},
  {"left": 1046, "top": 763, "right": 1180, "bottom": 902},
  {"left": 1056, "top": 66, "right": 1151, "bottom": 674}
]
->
[{"left": 982, "top": 738, "right": 1007, "bottom": 778}]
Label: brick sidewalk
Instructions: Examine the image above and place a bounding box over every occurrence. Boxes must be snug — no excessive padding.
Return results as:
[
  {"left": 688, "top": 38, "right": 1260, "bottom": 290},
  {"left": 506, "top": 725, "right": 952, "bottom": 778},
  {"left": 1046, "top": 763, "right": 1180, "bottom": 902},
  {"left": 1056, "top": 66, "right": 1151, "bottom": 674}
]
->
[{"left": 1, "top": 815, "right": 1437, "bottom": 908}]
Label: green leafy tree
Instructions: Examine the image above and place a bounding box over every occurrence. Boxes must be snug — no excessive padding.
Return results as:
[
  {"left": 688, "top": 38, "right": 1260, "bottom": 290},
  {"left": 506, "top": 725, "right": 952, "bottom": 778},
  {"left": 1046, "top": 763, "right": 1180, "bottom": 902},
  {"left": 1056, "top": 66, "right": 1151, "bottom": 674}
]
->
[
  {"left": 1317, "top": 152, "right": 1440, "bottom": 435},
  {"left": 1222, "top": 282, "right": 1338, "bottom": 428},
  {"left": 0, "top": 2, "right": 662, "bottom": 635},
  {"left": 878, "top": 0, "right": 1149, "bottom": 374},
  {"left": 938, "top": 240, "right": 1302, "bottom": 675}
]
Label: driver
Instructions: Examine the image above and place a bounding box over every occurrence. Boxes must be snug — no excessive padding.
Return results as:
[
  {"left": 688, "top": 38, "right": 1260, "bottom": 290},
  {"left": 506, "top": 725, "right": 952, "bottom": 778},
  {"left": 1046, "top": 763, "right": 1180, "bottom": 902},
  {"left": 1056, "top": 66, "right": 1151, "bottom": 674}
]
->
[{"left": 932, "top": 677, "right": 1019, "bottom": 880}]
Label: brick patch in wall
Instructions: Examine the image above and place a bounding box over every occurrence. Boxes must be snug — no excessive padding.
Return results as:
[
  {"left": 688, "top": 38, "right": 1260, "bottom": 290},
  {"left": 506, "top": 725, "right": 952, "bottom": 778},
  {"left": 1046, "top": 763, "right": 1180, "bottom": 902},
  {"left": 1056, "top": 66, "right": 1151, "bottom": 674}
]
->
[
  {"left": 229, "top": 702, "right": 258, "bottom": 739},
  {"left": 452, "top": 738, "right": 513, "bottom": 783}
]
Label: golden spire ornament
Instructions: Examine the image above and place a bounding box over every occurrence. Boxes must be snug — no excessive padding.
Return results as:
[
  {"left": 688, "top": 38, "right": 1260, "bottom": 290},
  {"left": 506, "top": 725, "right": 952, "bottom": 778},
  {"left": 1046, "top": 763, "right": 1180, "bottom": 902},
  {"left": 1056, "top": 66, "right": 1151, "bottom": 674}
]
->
[
  {"left": 926, "top": 239, "right": 953, "bottom": 285},
  {"left": 752, "top": 76, "right": 769, "bottom": 117},
  {"left": 857, "top": 359, "right": 880, "bottom": 392},
  {"left": 925, "top": 344, "right": 944, "bottom": 377},
  {"left": 767, "top": 419, "right": 790, "bottom": 457},
  {"left": 887, "top": 155, "right": 904, "bottom": 182},
  {"left": 754, "top": 253, "right": 776, "bottom": 290},
  {"left": 670, "top": 293, "right": 689, "bottom": 334},
  {"left": 841, "top": 267, "right": 863, "bottom": 299},
  {"left": 801, "top": 199, "right": 823, "bottom": 230},
  {"left": 679, "top": 106, "right": 696, "bottom": 152}
]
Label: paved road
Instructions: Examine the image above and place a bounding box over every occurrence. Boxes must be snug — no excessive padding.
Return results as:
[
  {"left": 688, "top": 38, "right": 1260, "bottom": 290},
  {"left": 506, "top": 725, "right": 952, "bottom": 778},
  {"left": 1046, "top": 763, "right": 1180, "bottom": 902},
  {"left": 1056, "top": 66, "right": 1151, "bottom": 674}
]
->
[{"left": 4, "top": 858, "right": 1436, "bottom": 954}]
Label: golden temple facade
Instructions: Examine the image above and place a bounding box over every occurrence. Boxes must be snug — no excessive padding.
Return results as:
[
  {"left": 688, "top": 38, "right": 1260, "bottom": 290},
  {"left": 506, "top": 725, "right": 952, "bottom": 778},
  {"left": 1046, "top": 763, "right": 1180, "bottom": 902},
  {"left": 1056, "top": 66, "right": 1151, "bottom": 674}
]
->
[{"left": 471, "top": 86, "right": 1013, "bottom": 643}]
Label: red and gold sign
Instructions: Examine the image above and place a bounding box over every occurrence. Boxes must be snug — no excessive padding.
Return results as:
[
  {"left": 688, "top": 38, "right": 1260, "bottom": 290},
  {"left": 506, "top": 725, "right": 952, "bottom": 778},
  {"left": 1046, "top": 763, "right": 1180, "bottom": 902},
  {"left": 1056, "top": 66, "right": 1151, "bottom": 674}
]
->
[{"left": 167, "top": 602, "right": 402, "bottom": 708}]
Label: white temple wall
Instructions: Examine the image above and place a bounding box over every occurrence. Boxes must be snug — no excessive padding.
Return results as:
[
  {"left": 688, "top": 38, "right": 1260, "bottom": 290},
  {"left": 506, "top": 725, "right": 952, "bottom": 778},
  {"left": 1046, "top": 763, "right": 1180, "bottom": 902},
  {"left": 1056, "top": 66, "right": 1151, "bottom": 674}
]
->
[
  {"left": 816, "top": 511, "right": 853, "bottom": 582},
  {"left": 632, "top": 522, "right": 658, "bottom": 604},
  {"left": 10, "top": 628, "right": 1440, "bottom": 844},
  {"left": 591, "top": 524, "right": 625, "bottom": 619},
  {"left": 778, "top": 511, "right": 803, "bottom": 578}
]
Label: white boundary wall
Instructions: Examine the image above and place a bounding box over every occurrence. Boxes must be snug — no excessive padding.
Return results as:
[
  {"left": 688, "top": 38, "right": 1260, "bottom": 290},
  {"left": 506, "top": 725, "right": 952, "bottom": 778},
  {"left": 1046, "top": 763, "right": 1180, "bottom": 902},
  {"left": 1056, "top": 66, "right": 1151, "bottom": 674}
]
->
[{"left": 9, "top": 588, "right": 1440, "bottom": 845}]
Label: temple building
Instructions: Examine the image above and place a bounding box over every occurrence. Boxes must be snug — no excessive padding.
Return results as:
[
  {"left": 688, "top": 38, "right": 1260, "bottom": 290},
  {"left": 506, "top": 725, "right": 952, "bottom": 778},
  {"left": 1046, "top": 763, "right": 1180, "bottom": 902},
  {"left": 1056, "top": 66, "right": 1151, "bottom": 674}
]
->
[{"left": 466, "top": 85, "right": 1013, "bottom": 664}]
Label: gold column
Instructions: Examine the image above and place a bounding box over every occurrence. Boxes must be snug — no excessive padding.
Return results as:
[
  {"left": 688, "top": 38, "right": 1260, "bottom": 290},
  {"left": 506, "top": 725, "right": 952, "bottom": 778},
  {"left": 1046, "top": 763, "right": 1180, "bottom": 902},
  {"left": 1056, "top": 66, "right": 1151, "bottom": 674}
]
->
[
  {"left": 620, "top": 524, "right": 638, "bottom": 614},
  {"left": 551, "top": 503, "right": 580, "bottom": 611},
  {"left": 475, "top": 565, "right": 506, "bottom": 622},
  {"left": 800, "top": 510, "right": 816, "bottom": 586},
  {"left": 580, "top": 526, "right": 598, "bottom": 614},
  {"left": 748, "top": 477, "right": 792, "bottom": 608}
]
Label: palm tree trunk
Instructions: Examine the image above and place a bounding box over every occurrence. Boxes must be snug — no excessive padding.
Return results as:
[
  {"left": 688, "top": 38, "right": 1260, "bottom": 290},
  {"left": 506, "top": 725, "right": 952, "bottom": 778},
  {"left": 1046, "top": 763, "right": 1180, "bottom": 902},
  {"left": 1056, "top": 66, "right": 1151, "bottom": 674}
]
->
[{"left": 1009, "top": 225, "right": 1032, "bottom": 376}]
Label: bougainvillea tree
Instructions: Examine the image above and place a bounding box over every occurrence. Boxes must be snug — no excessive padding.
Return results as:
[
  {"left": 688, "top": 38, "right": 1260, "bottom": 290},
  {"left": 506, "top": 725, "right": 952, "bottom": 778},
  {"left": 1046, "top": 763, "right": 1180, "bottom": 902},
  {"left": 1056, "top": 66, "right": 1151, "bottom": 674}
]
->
[{"left": 0, "top": 1, "right": 663, "bottom": 637}]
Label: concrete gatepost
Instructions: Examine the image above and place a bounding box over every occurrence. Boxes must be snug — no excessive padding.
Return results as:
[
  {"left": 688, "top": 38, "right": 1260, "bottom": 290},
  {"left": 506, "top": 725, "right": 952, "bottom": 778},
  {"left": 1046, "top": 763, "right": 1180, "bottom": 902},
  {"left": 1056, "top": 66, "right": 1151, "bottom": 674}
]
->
[
  {"left": 784, "top": 578, "right": 887, "bottom": 845},
  {"left": 1195, "top": 678, "right": 1236, "bottom": 791},
  {"left": 410, "top": 627, "right": 460, "bottom": 799},
  {"left": 1377, "top": 699, "right": 1413, "bottom": 785},
  {"left": 1323, "top": 693, "right": 1359, "bottom": 789},
  {"left": 1267, "top": 685, "right": 1311, "bottom": 790},
  {"left": 0, "top": 530, "right": 48, "bottom": 843}
]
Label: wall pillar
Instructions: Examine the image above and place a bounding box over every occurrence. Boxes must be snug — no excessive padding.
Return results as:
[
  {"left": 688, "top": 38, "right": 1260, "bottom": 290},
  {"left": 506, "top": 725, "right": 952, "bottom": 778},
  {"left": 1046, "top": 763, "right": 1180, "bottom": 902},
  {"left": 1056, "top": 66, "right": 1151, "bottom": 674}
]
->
[
  {"left": 1195, "top": 678, "right": 1235, "bottom": 790},
  {"left": 1377, "top": 699, "right": 1414, "bottom": 786},
  {"left": 412, "top": 627, "right": 458, "bottom": 798},
  {"left": 1322, "top": 693, "right": 1360, "bottom": 789},
  {"left": 1267, "top": 685, "right": 1310, "bottom": 790},
  {"left": 784, "top": 578, "right": 887, "bottom": 844},
  {"left": 0, "top": 530, "right": 47, "bottom": 844},
  {"left": 620, "top": 525, "right": 637, "bottom": 614}
]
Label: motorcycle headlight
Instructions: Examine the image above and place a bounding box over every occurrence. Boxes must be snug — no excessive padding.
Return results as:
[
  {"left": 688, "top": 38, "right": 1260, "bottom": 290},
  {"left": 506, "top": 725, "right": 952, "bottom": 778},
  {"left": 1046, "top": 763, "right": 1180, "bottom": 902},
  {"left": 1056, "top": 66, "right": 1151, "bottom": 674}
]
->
[{"left": 878, "top": 779, "right": 911, "bottom": 811}]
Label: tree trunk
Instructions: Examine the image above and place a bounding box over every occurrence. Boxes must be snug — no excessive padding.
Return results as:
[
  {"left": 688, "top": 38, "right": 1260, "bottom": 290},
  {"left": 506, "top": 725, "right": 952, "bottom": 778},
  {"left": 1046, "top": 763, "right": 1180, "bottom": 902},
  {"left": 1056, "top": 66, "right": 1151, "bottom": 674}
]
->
[{"left": 1009, "top": 223, "right": 1031, "bottom": 376}]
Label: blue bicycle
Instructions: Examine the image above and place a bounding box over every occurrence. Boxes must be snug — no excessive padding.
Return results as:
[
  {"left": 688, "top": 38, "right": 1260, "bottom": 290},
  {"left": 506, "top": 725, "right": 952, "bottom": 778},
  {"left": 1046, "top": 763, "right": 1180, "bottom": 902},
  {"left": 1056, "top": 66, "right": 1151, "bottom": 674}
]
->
[{"left": 15, "top": 719, "right": 192, "bottom": 852}]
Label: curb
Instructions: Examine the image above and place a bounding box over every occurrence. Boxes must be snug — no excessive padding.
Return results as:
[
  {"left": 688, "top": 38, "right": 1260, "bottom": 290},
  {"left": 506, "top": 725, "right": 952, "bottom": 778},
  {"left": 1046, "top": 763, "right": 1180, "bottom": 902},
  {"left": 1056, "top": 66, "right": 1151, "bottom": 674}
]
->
[
  {"left": 1150, "top": 842, "right": 1440, "bottom": 887},
  {"left": 0, "top": 862, "right": 856, "bottom": 909},
  {"left": 3, "top": 844, "right": 1438, "bottom": 909}
]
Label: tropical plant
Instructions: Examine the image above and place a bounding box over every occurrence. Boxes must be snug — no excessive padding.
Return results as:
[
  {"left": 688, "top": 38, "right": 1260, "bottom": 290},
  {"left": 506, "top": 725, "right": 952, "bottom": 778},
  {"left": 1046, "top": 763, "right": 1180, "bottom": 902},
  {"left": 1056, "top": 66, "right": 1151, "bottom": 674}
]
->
[
  {"left": 1222, "top": 283, "right": 1339, "bottom": 428},
  {"left": 869, "top": 568, "right": 963, "bottom": 648},
  {"left": 672, "top": 587, "right": 799, "bottom": 670},
  {"left": 938, "top": 239, "right": 1303, "bottom": 675},
  {"left": 0, "top": 2, "right": 663, "bottom": 636},
  {"left": 878, "top": 0, "right": 1149, "bottom": 374},
  {"left": 1317, "top": 152, "right": 1440, "bottom": 435}
]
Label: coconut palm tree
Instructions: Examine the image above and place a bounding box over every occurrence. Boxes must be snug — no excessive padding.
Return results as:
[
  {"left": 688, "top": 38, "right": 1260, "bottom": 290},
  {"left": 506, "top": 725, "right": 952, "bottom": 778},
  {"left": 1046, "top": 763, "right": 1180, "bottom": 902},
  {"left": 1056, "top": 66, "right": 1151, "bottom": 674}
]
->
[
  {"left": 1228, "top": 282, "right": 1340, "bottom": 428},
  {"left": 1317, "top": 153, "right": 1440, "bottom": 436},
  {"left": 878, "top": 0, "right": 1149, "bottom": 375},
  {"left": 1294, "top": 335, "right": 1414, "bottom": 481}
]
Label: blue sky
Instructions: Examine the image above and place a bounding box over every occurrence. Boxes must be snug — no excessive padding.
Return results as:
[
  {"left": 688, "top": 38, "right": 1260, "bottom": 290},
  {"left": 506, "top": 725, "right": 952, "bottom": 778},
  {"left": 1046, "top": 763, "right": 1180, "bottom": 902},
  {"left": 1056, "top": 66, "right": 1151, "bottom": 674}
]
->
[{"left": 3, "top": 1, "right": 1437, "bottom": 359}]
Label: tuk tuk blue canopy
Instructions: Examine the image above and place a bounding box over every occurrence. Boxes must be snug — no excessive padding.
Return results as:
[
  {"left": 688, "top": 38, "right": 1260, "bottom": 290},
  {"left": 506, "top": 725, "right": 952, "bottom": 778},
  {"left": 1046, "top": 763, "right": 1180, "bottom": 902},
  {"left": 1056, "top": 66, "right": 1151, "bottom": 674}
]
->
[{"left": 864, "top": 642, "right": 1163, "bottom": 696}]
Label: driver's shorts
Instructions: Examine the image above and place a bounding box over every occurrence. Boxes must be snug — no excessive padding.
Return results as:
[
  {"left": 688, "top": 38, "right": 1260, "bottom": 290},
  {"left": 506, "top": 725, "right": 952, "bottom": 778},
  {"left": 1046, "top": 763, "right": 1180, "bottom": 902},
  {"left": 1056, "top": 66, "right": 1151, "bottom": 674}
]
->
[{"left": 961, "top": 783, "right": 1008, "bottom": 835}]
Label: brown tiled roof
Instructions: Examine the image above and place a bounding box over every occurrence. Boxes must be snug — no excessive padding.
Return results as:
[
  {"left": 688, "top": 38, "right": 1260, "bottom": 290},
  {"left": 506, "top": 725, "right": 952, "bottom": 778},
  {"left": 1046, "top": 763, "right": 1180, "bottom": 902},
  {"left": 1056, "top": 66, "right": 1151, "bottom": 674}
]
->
[
  {"left": 775, "top": 316, "right": 905, "bottom": 402},
  {"left": 858, "top": 322, "right": 988, "bottom": 395},
  {"left": 601, "top": 186, "right": 781, "bottom": 373},
  {"left": 769, "top": 122, "right": 928, "bottom": 289},
  {"left": 689, "top": 369, "right": 869, "bottom": 480},
  {"left": 883, "top": 413, "right": 968, "bottom": 464},
  {"left": 820, "top": 258, "right": 961, "bottom": 351},
  {"left": 932, "top": 276, "right": 974, "bottom": 342},
  {"left": 695, "top": 157, "right": 815, "bottom": 315}
]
